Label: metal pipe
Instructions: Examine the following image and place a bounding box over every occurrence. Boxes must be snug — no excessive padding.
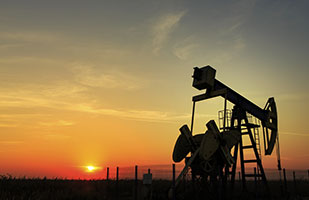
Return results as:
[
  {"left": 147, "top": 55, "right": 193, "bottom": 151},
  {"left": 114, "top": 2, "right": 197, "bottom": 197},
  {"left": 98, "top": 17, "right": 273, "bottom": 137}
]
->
[
  {"left": 190, "top": 101, "right": 196, "bottom": 134},
  {"left": 223, "top": 92, "right": 227, "bottom": 131}
]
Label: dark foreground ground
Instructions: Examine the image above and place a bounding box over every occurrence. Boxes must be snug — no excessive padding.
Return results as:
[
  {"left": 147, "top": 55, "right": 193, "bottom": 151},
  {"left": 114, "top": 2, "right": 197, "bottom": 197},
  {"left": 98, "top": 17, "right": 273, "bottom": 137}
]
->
[{"left": 0, "top": 177, "right": 308, "bottom": 200}]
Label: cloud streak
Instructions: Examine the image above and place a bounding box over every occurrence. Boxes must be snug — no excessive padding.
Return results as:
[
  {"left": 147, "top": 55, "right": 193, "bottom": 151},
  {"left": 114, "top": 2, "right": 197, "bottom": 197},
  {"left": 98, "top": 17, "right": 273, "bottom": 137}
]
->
[
  {"left": 71, "top": 65, "right": 145, "bottom": 90},
  {"left": 152, "top": 11, "right": 186, "bottom": 54},
  {"left": 280, "top": 131, "right": 309, "bottom": 137},
  {"left": 0, "top": 87, "right": 213, "bottom": 124},
  {"left": 172, "top": 36, "right": 198, "bottom": 60},
  {"left": 0, "top": 124, "right": 18, "bottom": 128},
  {"left": 39, "top": 120, "right": 75, "bottom": 127},
  {"left": 0, "top": 141, "right": 24, "bottom": 144},
  {"left": 0, "top": 31, "right": 60, "bottom": 44},
  {"left": 63, "top": 103, "right": 194, "bottom": 123},
  {"left": 43, "top": 134, "right": 71, "bottom": 140}
]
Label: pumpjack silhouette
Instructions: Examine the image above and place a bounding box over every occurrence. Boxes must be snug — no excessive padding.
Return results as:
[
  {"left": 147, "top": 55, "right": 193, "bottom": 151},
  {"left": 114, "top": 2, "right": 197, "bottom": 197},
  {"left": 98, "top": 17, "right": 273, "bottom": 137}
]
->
[{"left": 171, "top": 66, "right": 281, "bottom": 199}]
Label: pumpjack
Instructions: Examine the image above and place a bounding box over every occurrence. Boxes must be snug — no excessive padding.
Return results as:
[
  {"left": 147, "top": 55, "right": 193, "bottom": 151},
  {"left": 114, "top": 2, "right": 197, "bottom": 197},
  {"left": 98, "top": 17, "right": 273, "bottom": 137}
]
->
[{"left": 171, "top": 65, "right": 281, "bottom": 199}]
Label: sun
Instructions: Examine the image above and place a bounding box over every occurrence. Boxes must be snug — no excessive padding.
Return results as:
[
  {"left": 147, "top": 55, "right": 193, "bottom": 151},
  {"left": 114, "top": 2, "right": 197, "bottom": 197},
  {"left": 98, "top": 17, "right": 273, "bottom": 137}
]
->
[
  {"left": 86, "top": 165, "right": 95, "bottom": 172},
  {"left": 83, "top": 165, "right": 102, "bottom": 173}
]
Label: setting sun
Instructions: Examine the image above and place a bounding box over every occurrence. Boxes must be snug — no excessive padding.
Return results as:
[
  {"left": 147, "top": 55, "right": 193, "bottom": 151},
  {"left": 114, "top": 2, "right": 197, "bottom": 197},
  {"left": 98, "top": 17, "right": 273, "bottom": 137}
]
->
[{"left": 86, "top": 166, "right": 95, "bottom": 172}]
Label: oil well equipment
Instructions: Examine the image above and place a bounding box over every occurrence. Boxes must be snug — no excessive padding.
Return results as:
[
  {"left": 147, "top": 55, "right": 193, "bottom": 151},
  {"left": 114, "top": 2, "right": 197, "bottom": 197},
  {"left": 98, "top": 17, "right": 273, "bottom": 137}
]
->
[{"left": 171, "top": 65, "right": 281, "bottom": 198}]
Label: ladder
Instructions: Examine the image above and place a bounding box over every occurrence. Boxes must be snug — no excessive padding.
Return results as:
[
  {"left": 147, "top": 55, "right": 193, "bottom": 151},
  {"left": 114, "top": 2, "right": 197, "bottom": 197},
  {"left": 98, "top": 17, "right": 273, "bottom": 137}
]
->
[
  {"left": 253, "top": 117, "right": 262, "bottom": 178},
  {"left": 218, "top": 109, "right": 232, "bottom": 130},
  {"left": 247, "top": 113, "right": 263, "bottom": 177},
  {"left": 229, "top": 106, "right": 268, "bottom": 191}
]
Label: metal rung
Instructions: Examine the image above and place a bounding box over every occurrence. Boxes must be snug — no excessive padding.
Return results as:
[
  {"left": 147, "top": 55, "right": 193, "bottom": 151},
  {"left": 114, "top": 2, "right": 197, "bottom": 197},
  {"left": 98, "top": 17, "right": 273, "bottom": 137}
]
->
[
  {"left": 242, "top": 145, "right": 254, "bottom": 149},
  {"left": 241, "top": 123, "right": 260, "bottom": 128},
  {"left": 244, "top": 174, "right": 263, "bottom": 177},
  {"left": 243, "top": 159, "right": 257, "bottom": 163}
]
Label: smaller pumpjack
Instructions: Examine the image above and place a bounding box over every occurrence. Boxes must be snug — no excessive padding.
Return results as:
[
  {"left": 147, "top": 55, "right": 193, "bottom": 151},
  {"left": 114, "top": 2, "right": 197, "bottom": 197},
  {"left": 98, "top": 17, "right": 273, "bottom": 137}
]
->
[{"left": 171, "top": 65, "right": 280, "bottom": 197}]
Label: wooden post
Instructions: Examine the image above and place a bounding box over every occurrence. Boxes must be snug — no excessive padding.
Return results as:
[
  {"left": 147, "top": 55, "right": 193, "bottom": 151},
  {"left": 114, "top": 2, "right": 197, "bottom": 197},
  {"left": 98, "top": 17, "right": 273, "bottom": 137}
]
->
[
  {"left": 172, "top": 164, "right": 176, "bottom": 200},
  {"left": 116, "top": 167, "right": 119, "bottom": 182},
  {"left": 106, "top": 167, "right": 109, "bottom": 181},
  {"left": 106, "top": 167, "right": 110, "bottom": 199},
  {"left": 293, "top": 171, "right": 297, "bottom": 195},
  {"left": 116, "top": 166, "right": 119, "bottom": 200},
  {"left": 283, "top": 168, "right": 287, "bottom": 195},
  {"left": 279, "top": 169, "right": 284, "bottom": 197},
  {"left": 254, "top": 167, "right": 257, "bottom": 194},
  {"left": 134, "top": 165, "right": 138, "bottom": 200}
]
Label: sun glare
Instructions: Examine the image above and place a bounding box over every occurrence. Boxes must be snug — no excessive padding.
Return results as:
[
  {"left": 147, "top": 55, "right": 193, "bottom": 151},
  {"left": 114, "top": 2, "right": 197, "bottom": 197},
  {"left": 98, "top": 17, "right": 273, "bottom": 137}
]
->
[{"left": 86, "top": 166, "right": 95, "bottom": 172}]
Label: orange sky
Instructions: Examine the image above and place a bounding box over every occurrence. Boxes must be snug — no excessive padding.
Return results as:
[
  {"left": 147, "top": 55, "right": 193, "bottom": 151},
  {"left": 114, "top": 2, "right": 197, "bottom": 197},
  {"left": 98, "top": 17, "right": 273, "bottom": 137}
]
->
[{"left": 0, "top": 1, "right": 308, "bottom": 179}]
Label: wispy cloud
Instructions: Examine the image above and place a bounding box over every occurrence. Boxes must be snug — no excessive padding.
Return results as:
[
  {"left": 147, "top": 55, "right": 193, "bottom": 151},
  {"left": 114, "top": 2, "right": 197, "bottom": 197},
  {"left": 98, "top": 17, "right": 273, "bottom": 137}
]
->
[
  {"left": 0, "top": 56, "right": 60, "bottom": 65},
  {"left": 223, "top": 0, "right": 256, "bottom": 32},
  {"left": 172, "top": 36, "right": 198, "bottom": 60},
  {"left": 0, "top": 63, "right": 212, "bottom": 124},
  {"left": 0, "top": 43, "right": 24, "bottom": 50},
  {"left": 276, "top": 93, "right": 309, "bottom": 101},
  {"left": 39, "top": 120, "right": 75, "bottom": 127},
  {"left": 66, "top": 103, "right": 192, "bottom": 123},
  {"left": 0, "top": 141, "right": 24, "bottom": 144},
  {"left": 210, "top": 0, "right": 257, "bottom": 64},
  {"left": 72, "top": 65, "right": 145, "bottom": 90},
  {"left": 70, "top": 103, "right": 215, "bottom": 123},
  {"left": 0, "top": 123, "right": 18, "bottom": 128},
  {"left": 280, "top": 131, "right": 309, "bottom": 137},
  {"left": 43, "top": 134, "right": 71, "bottom": 140},
  {"left": 0, "top": 88, "right": 190, "bottom": 123},
  {"left": 0, "top": 31, "right": 59, "bottom": 43},
  {"left": 152, "top": 11, "right": 186, "bottom": 54}
]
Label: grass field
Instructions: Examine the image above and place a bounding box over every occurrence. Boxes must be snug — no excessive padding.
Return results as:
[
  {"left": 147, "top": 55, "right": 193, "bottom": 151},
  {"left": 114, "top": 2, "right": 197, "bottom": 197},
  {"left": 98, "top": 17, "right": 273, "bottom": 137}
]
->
[{"left": 0, "top": 175, "right": 308, "bottom": 200}]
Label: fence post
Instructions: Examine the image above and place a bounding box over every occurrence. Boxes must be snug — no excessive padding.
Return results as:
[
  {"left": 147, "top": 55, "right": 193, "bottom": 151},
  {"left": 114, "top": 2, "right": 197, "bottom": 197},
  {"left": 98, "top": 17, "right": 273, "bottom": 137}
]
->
[
  {"left": 293, "top": 171, "right": 297, "bottom": 195},
  {"left": 172, "top": 164, "right": 176, "bottom": 200},
  {"left": 116, "top": 166, "right": 119, "bottom": 182},
  {"left": 134, "top": 165, "right": 138, "bottom": 200},
  {"left": 254, "top": 167, "right": 257, "bottom": 197},
  {"left": 116, "top": 166, "right": 119, "bottom": 199},
  {"left": 283, "top": 168, "right": 288, "bottom": 196},
  {"left": 107, "top": 167, "right": 109, "bottom": 181}
]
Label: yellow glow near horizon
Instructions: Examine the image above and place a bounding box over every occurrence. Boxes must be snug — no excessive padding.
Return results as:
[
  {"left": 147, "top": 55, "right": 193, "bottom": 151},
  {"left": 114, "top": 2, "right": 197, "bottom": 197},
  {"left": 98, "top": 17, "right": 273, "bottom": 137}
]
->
[{"left": 86, "top": 166, "right": 95, "bottom": 172}]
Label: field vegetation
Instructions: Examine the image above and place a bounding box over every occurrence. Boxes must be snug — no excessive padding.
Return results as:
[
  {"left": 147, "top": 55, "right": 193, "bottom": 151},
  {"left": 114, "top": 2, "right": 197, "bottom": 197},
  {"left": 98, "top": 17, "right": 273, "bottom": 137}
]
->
[{"left": 0, "top": 175, "right": 308, "bottom": 200}]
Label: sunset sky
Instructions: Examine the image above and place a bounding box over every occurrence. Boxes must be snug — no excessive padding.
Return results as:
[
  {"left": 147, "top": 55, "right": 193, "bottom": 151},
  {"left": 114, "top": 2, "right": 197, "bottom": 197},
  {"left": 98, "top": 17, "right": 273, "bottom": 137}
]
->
[{"left": 0, "top": 0, "right": 308, "bottom": 179}]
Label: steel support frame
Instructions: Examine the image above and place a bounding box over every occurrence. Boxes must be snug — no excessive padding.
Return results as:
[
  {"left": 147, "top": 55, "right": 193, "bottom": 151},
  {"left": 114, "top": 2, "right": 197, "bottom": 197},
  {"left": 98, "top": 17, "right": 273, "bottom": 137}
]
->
[
  {"left": 229, "top": 106, "right": 269, "bottom": 192},
  {"left": 191, "top": 86, "right": 270, "bottom": 193}
]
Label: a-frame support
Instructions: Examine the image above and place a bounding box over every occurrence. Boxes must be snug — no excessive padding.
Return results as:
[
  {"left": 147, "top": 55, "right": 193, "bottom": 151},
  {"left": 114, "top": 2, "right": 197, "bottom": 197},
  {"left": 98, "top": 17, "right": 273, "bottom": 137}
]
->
[{"left": 229, "top": 105, "right": 269, "bottom": 191}]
